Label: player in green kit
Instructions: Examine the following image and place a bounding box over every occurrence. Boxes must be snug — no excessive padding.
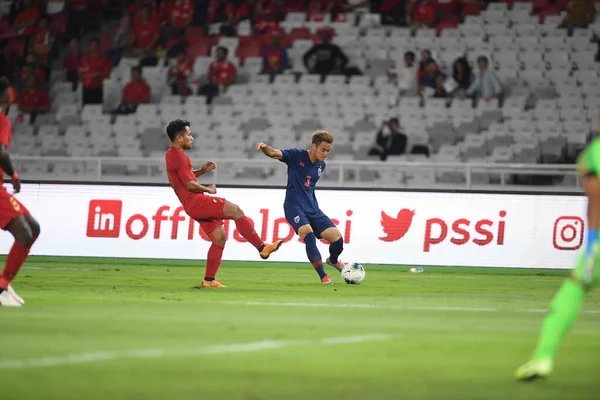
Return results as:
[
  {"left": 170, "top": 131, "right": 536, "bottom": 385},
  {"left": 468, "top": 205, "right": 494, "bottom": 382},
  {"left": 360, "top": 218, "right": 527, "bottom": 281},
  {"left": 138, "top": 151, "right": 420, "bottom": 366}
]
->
[{"left": 515, "top": 135, "right": 600, "bottom": 381}]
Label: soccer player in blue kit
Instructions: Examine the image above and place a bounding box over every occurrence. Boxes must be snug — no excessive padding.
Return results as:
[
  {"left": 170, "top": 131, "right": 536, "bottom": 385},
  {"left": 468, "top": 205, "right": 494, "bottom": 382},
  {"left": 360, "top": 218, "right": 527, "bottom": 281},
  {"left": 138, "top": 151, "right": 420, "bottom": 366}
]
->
[{"left": 256, "top": 130, "right": 345, "bottom": 284}]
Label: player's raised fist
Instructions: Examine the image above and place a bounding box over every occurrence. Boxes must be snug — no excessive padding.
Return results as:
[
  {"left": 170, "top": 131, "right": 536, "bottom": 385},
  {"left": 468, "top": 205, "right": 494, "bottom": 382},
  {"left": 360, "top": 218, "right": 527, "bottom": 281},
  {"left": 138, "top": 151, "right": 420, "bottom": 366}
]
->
[
  {"left": 255, "top": 142, "right": 266, "bottom": 151},
  {"left": 11, "top": 173, "right": 20, "bottom": 194},
  {"left": 207, "top": 184, "right": 217, "bottom": 194},
  {"left": 202, "top": 161, "right": 217, "bottom": 172}
]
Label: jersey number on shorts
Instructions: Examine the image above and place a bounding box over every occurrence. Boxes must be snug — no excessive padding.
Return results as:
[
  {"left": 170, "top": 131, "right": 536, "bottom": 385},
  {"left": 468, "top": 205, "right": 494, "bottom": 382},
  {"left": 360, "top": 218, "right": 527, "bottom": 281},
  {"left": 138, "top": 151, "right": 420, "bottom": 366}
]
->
[
  {"left": 304, "top": 175, "right": 312, "bottom": 187},
  {"left": 9, "top": 197, "right": 20, "bottom": 212}
]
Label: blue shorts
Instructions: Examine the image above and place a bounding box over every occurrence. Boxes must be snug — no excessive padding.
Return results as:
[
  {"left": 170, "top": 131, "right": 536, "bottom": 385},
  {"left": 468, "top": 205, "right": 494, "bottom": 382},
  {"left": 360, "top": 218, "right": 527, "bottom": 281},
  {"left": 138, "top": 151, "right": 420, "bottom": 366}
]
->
[{"left": 284, "top": 203, "right": 336, "bottom": 239}]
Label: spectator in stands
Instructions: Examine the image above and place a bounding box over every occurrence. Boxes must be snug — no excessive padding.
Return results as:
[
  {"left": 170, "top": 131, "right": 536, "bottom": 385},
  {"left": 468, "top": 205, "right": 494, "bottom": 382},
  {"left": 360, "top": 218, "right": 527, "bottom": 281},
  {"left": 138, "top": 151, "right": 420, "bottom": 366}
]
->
[
  {"left": 131, "top": 5, "right": 160, "bottom": 64},
  {"left": 105, "top": 14, "right": 132, "bottom": 67},
  {"left": 11, "top": 0, "right": 41, "bottom": 32},
  {"left": 219, "top": 0, "right": 250, "bottom": 36},
  {"left": 345, "top": 0, "right": 406, "bottom": 25},
  {"left": 262, "top": 30, "right": 289, "bottom": 76},
  {"left": 63, "top": 38, "right": 81, "bottom": 91},
  {"left": 303, "top": 29, "right": 349, "bottom": 82},
  {"left": 128, "top": 0, "right": 159, "bottom": 21},
  {"left": 449, "top": 56, "right": 472, "bottom": 98},
  {"left": 17, "top": 75, "right": 50, "bottom": 122},
  {"left": 419, "top": 59, "right": 446, "bottom": 98},
  {"left": 416, "top": 49, "right": 436, "bottom": 83},
  {"left": 168, "top": 50, "right": 193, "bottom": 96},
  {"left": 79, "top": 38, "right": 113, "bottom": 105},
  {"left": 160, "top": 0, "right": 195, "bottom": 45},
  {"left": 19, "top": 55, "right": 47, "bottom": 92},
  {"left": 28, "top": 15, "right": 55, "bottom": 77},
  {"left": 308, "top": 0, "right": 347, "bottom": 21},
  {"left": 198, "top": 46, "right": 237, "bottom": 103},
  {"left": 560, "top": 0, "right": 596, "bottom": 29},
  {"left": 388, "top": 50, "right": 416, "bottom": 94},
  {"left": 407, "top": 0, "right": 436, "bottom": 28},
  {"left": 254, "top": 0, "right": 283, "bottom": 31},
  {"left": 67, "top": 0, "right": 89, "bottom": 36},
  {"left": 463, "top": 55, "right": 502, "bottom": 104},
  {"left": 368, "top": 118, "right": 408, "bottom": 161},
  {"left": 112, "top": 66, "right": 151, "bottom": 114}
]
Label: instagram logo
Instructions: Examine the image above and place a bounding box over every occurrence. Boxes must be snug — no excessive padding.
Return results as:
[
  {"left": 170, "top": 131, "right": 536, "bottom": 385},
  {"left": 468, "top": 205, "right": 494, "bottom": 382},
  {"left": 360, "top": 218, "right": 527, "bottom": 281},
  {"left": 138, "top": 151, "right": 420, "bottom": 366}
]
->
[
  {"left": 553, "top": 216, "right": 585, "bottom": 250},
  {"left": 86, "top": 200, "right": 123, "bottom": 238}
]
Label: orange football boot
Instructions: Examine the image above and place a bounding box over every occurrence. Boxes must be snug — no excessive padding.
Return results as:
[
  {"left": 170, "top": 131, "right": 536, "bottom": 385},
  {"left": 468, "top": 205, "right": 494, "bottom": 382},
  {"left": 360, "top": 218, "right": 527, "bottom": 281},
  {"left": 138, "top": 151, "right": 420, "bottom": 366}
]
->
[
  {"left": 326, "top": 257, "right": 345, "bottom": 272},
  {"left": 259, "top": 240, "right": 283, "bottom": 260},
  {"left": 195, "top": 280, "right": 227, "bottom": 288},
  {"left": 321, "top": 275, "right": 333, "bottom": 284}
]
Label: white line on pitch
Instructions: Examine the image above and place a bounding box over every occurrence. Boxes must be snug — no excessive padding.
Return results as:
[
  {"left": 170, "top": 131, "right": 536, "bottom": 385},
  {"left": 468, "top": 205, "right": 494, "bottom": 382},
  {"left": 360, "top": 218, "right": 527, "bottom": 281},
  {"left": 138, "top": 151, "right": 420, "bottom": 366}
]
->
[
  {"left": 220, "top": 301, "right": 600, "bottom": 315},
  {"left": 0, "top": 334, "right": 392, "bottom": 371}
]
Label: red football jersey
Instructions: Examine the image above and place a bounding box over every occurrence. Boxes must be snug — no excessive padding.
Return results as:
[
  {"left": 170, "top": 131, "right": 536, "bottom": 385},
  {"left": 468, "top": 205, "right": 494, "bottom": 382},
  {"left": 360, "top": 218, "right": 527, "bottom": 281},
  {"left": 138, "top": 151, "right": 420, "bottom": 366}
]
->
[
  {"left": 165, "top": 147, "right": 197, "bottom": 206},
  {"left": 209, "top": 61, "right": 236, "bottom": 85},
  {"left": 79, "top": 54, "right": 112, "bottom": 89},
  {"left": 133, "top": 19, "right": 160, "bottom": 49},
  {"left": 0, "top": 113, "right": 12, "bottom": 183},
  {"left": 122, "top": 81, "right": 151, "bottom": 104},
  {"left": 171, "top": 0, "right": 194, "bottom": 27}
]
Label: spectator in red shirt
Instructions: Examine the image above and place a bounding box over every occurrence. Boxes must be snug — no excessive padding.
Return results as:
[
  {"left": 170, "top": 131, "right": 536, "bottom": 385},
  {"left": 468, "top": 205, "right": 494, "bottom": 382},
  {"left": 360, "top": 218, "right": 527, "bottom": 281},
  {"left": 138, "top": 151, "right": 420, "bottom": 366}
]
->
[
  {"left": 17, "top": 76, "right": 50, "bottom": 121},
  {"left": 79, "top": 37, "right": 112, "bottom": 105},
  {"left": 168, "top": 50, "right": 193, "bottom": 96},
  {"left": 208, "top": 46, "right": 237, "bottom": 86},
  {"left": 28, "top": 15, "right": 55, "bottom": 74},
  {"left": 105, "top": 14, "right": 131, "bottom": 67},
  {"left": 160, "top": 0, "right": 195, "bottom": 46},
  {"left": 11, "top": 0, "right": 41, "bottom": 32},
  {"left": 262, "top": 30, "right": 289, "bottom": 76},
  {"left": 132, "top": 5, "right": 160, "bottom": 58},
  {"left": 112, "top": 66, "right": 151, "bottom": 114},
  {"left": 198, "top": 46, "right": 237, "bottom": 103},
  {"left": 63, "top": 38, "right": 81, "bottom": 91},
  {"left": 408, "top": 0, "right": 435, "bottom": 28},
  {"left": 219, "top": 0, "right": 250, "bottom": 36}
]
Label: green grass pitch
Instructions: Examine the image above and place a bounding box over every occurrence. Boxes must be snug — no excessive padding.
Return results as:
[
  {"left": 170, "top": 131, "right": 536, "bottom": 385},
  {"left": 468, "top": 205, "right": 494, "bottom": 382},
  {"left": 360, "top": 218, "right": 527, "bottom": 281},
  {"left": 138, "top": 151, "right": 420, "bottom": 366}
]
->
[{"left": 0, "top": 256, "right": 599, "bottom": 400}]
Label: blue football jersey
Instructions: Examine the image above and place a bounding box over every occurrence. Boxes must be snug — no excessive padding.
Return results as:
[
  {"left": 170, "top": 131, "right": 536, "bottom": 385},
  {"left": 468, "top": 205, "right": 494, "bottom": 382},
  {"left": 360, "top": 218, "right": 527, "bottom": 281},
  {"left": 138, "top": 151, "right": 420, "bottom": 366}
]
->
[{"left": 279, "top": 148, "right": 326, "bottom": 210}]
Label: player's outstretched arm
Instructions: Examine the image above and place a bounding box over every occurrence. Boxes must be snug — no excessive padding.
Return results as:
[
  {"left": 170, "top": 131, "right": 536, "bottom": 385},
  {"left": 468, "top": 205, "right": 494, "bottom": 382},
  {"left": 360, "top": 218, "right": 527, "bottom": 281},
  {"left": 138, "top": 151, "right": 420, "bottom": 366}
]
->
[
  {"left": 255, "top": 142, "right": 283, "bottom": 159},
  {"left": 0, "top": 144, "right": 20, "bottom": 193},
  {"left": 183, "top": 180, "right": 217, "bottom": 194},
  {"left": 193, "top": 161, "right": 216, "bottom": 177}
]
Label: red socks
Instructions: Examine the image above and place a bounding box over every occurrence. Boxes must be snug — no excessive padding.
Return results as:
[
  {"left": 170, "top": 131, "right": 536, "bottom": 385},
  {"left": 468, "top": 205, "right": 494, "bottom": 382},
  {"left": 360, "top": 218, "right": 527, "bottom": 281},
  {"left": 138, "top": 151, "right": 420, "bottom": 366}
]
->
[
  {"left": 204, "top": 243, "right": 224, "bottom": 281},
  {"left": 235, "top": 216, "right": 264, "bottom": 250},
  {"left": 0, "top": 242, "right": 30, "bottom": 290}
]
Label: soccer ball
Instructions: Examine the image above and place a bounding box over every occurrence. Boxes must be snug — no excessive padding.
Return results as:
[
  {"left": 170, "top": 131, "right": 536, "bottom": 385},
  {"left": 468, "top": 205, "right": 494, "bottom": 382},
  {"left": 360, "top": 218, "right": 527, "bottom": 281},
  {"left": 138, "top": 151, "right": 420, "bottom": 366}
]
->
[{"left": 341, "top": 262, "right": 365, "bottom": 285}]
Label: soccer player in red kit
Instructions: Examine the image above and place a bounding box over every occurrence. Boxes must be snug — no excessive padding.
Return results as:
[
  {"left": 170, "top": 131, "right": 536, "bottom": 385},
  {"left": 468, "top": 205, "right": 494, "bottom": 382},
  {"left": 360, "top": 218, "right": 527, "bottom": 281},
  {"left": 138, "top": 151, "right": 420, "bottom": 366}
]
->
[
  {"left": 165, "top": 120, "right": 283, "bottom": 288},
  {"left": 0, "top": 79, "right": 41, "bottom": 307}
]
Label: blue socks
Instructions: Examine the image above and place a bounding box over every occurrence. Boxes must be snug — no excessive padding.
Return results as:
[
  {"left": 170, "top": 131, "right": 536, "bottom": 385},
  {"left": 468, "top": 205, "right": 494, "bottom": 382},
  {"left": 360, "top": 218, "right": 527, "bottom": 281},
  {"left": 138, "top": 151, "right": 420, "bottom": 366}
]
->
[
  {"left": 304, "top": 232, "right": 326, "bottom": 279},
  {"left": 329, "top": 237, "right": 343, "bottom": 264}
]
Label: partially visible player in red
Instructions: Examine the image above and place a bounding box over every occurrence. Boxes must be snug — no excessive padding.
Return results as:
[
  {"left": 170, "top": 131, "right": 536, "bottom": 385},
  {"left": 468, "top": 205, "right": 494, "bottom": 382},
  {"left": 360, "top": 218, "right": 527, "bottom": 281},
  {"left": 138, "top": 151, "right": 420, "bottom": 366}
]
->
[
  {"left": 0, "top": 78, "right": 41, "bottom": 307},
  {"left": 165, "top": 119, "right": 282, "bottom": 288}
]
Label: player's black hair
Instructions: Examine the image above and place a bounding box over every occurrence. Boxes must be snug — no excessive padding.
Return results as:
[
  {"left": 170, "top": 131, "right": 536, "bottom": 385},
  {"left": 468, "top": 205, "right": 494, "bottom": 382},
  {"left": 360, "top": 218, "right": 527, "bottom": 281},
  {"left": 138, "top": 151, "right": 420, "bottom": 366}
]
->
[
  {"left": 0, "top": 78, "right": 10, "bottom": 99},
  {"left": 166, "top": 119, "right": 190, "bottom": 142},
  {"left": 389, "top": 117, "right": 399, "bottom": 126},
  {"left": 131, "top": 66, "right": 142, "bottom": 74},
  {"left": 477, "top": 55, "right": 489, "bottom": 64},
  {"left": 404, "top": 51, "right": 415, "bottom": 60}
]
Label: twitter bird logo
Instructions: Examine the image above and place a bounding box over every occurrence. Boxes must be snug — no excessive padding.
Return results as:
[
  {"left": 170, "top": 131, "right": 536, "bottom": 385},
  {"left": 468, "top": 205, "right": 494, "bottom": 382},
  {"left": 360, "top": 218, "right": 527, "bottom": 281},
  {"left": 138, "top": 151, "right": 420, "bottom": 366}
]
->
[{"left": 379, "top": 209, "right": 415, "bottom": 242}]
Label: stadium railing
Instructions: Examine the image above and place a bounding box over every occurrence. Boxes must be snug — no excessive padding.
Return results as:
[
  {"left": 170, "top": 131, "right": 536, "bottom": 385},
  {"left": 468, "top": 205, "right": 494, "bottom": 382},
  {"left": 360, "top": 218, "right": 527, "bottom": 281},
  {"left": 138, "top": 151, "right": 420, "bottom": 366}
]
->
[{"left": 12, "top": 156, "right": 581, "bottom": 192}]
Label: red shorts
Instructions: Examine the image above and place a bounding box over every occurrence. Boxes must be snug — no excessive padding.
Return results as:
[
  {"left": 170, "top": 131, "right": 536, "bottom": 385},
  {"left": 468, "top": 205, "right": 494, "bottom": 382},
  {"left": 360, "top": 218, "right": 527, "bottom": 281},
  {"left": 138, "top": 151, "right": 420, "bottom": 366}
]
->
[
  {"left": 185, "top": 195, "right": 226, "bottom": 235},
  {"left": 0, "top": 190, "right": 30, "bottom": 230}
]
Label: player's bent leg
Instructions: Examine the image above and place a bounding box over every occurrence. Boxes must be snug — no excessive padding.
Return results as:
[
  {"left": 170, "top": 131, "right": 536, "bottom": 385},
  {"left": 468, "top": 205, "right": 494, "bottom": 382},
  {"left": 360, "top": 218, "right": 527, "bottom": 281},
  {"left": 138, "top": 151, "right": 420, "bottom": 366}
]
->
[
  {"left": 320, "top": 227, "right": 345, "bottom": 272},
  {"left": 0, "top": 215, "right": 34, "bottom": 307},
  {"left": 299, "top": 225, "right": 331, "bottom": 284},
  {"left": 515, "top": 252, "right": 594, "bottom": 381},
  {"left": 198, "top": 224, "right": 227, "bottom": 288},
  {"left": 222, "top": 199, "right": 283, "bottom": 259}
]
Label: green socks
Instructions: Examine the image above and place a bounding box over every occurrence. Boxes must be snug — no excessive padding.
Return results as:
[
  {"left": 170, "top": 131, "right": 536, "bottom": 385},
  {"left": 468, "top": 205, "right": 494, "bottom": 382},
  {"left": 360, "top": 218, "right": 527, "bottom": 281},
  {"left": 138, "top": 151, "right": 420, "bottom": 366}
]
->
[{"left": 532, "top": 280, "right": 586, "bottom": 361}]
